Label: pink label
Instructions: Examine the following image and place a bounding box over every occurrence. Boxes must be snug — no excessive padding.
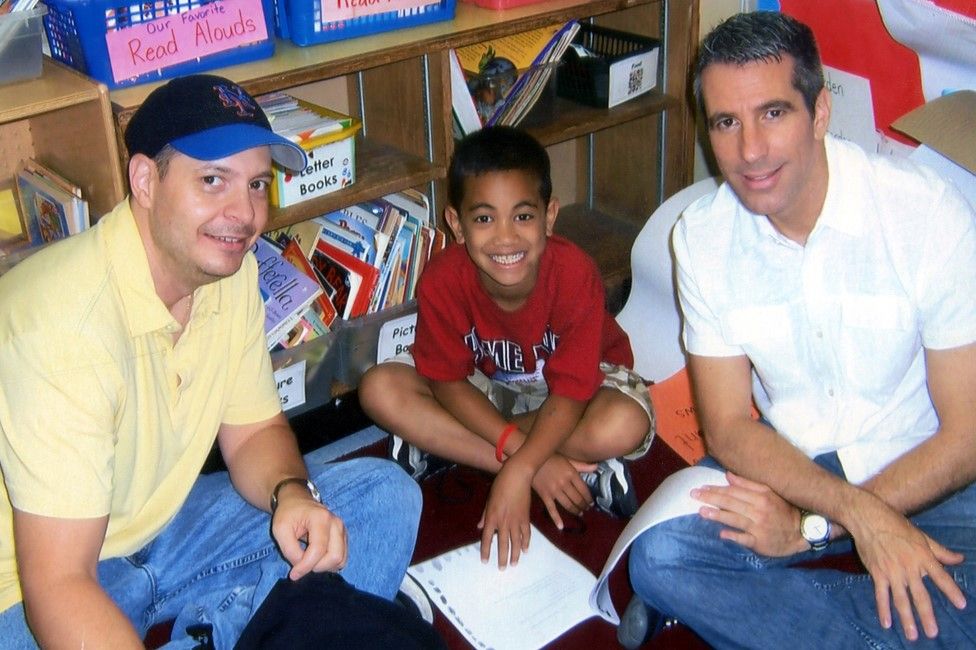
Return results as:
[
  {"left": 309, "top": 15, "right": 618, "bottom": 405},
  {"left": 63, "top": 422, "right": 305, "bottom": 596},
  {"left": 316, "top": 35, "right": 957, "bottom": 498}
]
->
[
  {"left": 105, "top": 0, "right": 268, "bottom": 83},
  {"left": 321, "top": 0, "right": 435, "bottom": 23}
]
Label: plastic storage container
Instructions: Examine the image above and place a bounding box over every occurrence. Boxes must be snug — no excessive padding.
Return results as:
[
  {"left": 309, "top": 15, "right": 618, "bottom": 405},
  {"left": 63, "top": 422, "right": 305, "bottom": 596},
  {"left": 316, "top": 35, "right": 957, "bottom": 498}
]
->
[
  {"left": 274, "top": 0, "right": 456, "bottom": 47},
  {"left": 43, "top": 0, "right": 276, "bottom": 89},
  {"left": 557, "top": 24, "right": 660, "bottom": 109},
  {"left": 458, "top": 0, "right": 544, "bottom": 10},
  {"left": 0, "top": 6, "right": 48, "bottom": 85}
]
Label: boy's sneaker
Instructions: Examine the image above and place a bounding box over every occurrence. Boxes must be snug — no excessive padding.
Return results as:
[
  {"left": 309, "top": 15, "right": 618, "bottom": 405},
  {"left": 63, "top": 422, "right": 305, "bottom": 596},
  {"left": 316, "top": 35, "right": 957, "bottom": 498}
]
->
[
  {"left": 389, "top": 435, "right": 454, "bottom": 482},
  {"left": 582, "top": 458, "right": 638, "bottom": 518},
  {"left": 395, "top": 574, "right": 434, "bottom": 624}
]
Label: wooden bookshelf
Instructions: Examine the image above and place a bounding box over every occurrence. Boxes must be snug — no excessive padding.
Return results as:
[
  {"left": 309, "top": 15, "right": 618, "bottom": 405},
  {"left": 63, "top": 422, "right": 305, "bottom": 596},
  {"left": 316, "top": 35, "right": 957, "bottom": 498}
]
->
[{"left": 0, "top": 59, "right": 124, "bottom": 219}]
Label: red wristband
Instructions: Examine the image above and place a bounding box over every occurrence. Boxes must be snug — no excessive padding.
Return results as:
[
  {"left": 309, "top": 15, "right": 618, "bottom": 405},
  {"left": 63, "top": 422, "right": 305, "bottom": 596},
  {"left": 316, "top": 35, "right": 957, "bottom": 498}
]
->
[{"left": 495, "top": 423, "right": 518, "bottom": 463}]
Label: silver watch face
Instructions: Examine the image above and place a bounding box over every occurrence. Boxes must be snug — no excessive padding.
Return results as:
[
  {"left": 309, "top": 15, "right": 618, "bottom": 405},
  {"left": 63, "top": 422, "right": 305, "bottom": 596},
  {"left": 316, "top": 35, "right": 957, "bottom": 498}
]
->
[{"left": 801, "top": 513, "right": 829, "bottom": 542}]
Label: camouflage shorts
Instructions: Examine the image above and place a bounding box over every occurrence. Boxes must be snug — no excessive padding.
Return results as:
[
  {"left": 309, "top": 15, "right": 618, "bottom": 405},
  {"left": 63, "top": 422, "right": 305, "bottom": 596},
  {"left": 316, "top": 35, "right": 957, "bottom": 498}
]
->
[{"left": 393, "top": 353, "right": 655, "bottom": 459}]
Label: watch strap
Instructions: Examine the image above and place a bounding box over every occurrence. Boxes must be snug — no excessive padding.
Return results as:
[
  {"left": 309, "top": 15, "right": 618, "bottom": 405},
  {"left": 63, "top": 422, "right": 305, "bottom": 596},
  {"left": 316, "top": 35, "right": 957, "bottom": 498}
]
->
[{"left": 270, "top": 477, "right": 322, "bottom": 513}]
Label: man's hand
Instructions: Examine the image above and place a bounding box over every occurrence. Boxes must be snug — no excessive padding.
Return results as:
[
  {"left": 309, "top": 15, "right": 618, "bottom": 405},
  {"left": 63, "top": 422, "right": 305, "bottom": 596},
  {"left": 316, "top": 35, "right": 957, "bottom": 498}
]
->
[
  {"left": 479, "top": 460, "right": 534, "bottom": 569},
  {"left": 530, "top": 454, "right": 593, "bottom": 530},
  {"left": 693, "top": 471, "right": 809, "bottom": 557},
  {"left": 846, "top": 495, "right": 966, "bottom": 642},
  {"left": 271, "top": 487, "right": 348, "bottom": 581}
]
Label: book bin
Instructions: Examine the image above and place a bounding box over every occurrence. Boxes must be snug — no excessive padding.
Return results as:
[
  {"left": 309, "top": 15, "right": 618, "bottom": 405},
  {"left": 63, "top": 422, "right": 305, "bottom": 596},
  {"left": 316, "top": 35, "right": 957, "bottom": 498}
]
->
[
  {"left": 42, "top": 0, "right": 276, "bottom": 89},
  {"left": 273, "top": 0, "right": 456, "bottom": 47},
  {"left": 0, "top": 6, "right": 48, "bottom": 86}
]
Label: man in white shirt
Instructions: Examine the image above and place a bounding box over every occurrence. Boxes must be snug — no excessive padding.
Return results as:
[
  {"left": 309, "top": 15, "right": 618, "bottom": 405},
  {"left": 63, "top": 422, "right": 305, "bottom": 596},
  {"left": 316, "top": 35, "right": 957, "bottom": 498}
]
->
[{"left": 621, "top": 11, "right": 975, "bottom": 649}]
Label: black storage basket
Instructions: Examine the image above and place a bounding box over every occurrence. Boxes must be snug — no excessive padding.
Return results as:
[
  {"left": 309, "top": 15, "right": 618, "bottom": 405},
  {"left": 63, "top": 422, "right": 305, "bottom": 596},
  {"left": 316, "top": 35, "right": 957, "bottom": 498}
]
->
[{"left": 557, "top": 23, "right": 660, "bottom": 108}]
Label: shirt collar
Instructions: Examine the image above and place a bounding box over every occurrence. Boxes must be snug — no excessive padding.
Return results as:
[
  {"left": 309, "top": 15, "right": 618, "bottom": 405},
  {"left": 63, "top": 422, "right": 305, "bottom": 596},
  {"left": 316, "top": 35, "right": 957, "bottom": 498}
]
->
[
  {"left": 101, "top": 200, "right": 222, "bottom": 338},
  {"left": 812, "top": 135, "right": 866, "bottom": 238}
]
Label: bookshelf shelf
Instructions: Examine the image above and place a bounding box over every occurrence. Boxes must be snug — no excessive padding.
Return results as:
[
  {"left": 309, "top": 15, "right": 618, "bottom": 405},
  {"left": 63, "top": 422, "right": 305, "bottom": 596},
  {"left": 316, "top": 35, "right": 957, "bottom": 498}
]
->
[{"left": 0, "top": 59, "right": 125, "bottom": 219}]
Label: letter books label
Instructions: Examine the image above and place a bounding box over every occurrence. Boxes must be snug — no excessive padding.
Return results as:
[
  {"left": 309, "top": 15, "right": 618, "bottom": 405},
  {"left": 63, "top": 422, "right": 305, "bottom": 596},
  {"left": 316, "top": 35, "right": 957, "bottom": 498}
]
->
[
  {"left": 104, "top": 0, "right": 268, "bottom": 84},
  {"left": 274, "top": 138, "right": 355, "bottom": 207}
]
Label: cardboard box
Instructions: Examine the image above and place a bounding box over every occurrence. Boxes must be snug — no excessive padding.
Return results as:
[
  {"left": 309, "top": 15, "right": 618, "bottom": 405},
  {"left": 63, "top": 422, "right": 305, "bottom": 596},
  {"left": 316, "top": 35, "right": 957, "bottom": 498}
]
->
[
  {"left": 269, "top": 103, "right": 361, "bottom": 208},
  {"left": 892, "top": 90, "right": 976, "bottom": 176}
]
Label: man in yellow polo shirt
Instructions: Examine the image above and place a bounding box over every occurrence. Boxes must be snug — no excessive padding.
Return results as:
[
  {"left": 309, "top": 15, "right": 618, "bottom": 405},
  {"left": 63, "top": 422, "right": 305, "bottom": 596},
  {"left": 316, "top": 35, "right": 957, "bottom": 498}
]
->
[{"left": 0, "top": 75, "right": 422, "bottom": 648}]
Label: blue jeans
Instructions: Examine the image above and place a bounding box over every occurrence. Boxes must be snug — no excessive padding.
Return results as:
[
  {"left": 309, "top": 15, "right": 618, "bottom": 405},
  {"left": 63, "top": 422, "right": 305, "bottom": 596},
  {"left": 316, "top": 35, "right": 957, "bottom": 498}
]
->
[
  {"left": 628, "top": 453, "right": 976, "bottom": 649},
  {"left": 0, "top": 449, "right": 421, "bottom": 649}
]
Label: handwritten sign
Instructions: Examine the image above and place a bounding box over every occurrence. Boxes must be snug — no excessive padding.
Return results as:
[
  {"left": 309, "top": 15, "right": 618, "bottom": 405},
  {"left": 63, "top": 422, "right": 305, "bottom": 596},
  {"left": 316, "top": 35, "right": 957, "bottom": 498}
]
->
[
  {"left": 105, "top": 0, "right": 268, "bottom": 83},
  {"left": 274, "top": 360, "right": 306, "bottom": 411},
  {"left": 321, "top": 0, "right": 435, "bottom": 23},
  {"left": 648, "top": 367, "right": 705, "bottom": 466},
  {"left": 376, "top": 312, "right": 417, "bottom": 364}
]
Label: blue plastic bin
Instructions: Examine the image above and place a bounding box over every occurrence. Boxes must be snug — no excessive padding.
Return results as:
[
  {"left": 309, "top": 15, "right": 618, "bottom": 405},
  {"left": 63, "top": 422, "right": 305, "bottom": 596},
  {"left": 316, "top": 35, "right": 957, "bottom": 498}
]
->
[
  {"left": 43, "top": 0, "right": 276, "bottom": 89},
  {"left": 274, "top": 0, "right": 456, "bottom": 47}
]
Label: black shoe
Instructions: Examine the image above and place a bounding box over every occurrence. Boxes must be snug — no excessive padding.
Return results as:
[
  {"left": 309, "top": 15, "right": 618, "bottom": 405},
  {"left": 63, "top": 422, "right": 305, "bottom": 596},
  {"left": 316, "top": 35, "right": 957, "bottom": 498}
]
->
[
  {"left": 617, "top": 595, "right": 670, "bottom": 648},
  {"left": 395, "top": 574, "right": 434, "bottom": 624},
  {"left": 582, "top": 458, "right": 638, "bottom": 518},
  {"left": 389, "top": 435, "right": 454, "bottom": 482}
]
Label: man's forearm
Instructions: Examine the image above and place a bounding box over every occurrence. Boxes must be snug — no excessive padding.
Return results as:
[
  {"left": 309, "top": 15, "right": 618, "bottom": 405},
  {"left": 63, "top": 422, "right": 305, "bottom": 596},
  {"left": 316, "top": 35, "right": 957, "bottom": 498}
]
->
[
  {"left": 220, "top": 419, "right": 308, "bottom": 512},
  {"left": 24, "top": 576, "right": 143, "bottom": 649}
]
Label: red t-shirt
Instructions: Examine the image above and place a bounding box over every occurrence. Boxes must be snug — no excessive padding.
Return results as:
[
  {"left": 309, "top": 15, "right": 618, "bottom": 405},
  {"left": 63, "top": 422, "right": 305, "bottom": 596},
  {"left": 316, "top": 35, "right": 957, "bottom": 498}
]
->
[{"left": 412, "top": 235, "right": 633, "bottom": 401}]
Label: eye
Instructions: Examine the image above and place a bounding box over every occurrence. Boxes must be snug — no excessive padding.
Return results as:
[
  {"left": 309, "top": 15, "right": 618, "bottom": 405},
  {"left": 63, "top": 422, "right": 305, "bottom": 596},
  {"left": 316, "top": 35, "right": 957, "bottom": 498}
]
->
[
  {"left": 250, "top": 179, "right": 270, "bottom": 193},
  {"left": 514, "top": 212, "right": 534, "bottom": 222},
  {"left": 765, "top": 108, "right": 785, "bottom": 120},
  {"left": 472, "top": 213, "right": 492, "bottom": 224},
  {"left": 202, "top": 174, "right": 223, "bottom": 187},
  {"left": 711, "top": 117, "right": 738, "bottom": 132}
]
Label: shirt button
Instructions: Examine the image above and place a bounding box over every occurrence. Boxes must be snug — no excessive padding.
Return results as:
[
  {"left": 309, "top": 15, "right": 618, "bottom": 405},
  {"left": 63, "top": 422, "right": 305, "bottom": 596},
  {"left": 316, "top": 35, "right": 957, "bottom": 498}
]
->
[
  {"left": 816, "top": 330, "right": 824, "bottom": 339},
  {"left": 828, "top": 388, "right": 835, "bottom": 397}
]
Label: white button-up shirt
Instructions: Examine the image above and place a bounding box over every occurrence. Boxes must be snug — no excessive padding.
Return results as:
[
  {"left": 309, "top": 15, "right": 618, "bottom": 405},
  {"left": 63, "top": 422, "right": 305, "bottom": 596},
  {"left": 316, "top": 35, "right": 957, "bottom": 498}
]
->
[{"left": 674, "top": 136, "right": 976, "bottom": 483}]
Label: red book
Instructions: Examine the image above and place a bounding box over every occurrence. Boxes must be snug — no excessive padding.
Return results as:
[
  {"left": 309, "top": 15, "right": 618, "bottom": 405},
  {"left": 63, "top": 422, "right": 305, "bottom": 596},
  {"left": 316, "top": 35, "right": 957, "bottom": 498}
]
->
[{"left": 310, "top": 237, "right": 380, "bottom": 319}]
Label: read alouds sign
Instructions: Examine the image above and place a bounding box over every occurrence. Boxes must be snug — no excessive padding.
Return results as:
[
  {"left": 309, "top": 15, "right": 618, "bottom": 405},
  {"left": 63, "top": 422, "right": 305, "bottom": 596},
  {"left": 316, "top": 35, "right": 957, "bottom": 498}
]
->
[{"left": 104, "top": 0, "right": 268, "bottom": 83}]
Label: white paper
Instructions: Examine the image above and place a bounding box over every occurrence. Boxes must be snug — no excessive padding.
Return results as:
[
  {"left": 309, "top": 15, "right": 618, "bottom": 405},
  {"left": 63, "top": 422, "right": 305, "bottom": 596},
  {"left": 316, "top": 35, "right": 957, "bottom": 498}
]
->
[
  {"left": 823, "top": 66, "right": 882, "bottom": 153},
  {"left": 910, "top": 144, "right": 976, "bottom": 210},
  {"left": 408, "top": 525, "right": 600, "bottom": 650},
  {"left": 273, "top": 360, "right": 306, "bottom": 411},
  {"left": 877, "top": 0, "right": 976, "bottom": 101},
  {"left": 589, "top": 466, "right": 728, "bottom": 623}
]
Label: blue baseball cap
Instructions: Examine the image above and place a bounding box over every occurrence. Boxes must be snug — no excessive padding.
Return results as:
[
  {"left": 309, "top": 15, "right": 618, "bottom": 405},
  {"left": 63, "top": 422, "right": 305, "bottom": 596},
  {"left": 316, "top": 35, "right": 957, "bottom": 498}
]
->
[{"left": 124, "top": 74, "right": 307, "bottom": 172}]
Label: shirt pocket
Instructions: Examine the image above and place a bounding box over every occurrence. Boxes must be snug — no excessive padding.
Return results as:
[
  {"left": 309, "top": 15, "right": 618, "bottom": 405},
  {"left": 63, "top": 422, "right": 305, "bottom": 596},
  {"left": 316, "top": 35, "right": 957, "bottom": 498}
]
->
[
  {"left": 721, "top": 304, "right": 804, "bottom": 394},
  {"left": 839, "top": 294, "right": 918, "bottom": 395}
]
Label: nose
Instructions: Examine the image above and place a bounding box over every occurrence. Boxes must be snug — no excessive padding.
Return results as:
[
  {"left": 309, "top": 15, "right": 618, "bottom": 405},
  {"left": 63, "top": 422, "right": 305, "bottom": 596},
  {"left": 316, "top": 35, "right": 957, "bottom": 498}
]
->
[
  {"left": 226, "top": 184, "right": 262, "bottom": 228},
  {"left": 739, "top": 119, "right": 767, "bottom": 164}
]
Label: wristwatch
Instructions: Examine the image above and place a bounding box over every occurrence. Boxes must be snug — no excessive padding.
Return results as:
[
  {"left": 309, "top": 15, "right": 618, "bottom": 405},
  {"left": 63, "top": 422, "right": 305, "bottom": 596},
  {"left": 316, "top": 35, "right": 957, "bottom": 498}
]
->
[
  {"left": 799, "top": 510, "right": 831, "bottom": 551},
  {"left": 270, "top": 477, "right": 322, "bottom": 513}
]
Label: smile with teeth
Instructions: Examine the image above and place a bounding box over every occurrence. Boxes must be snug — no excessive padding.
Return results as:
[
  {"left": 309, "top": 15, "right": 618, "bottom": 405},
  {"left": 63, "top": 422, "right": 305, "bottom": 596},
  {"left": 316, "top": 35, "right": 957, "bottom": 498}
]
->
[{"left": 490, "top": 251, "right": 525, "bottom": 265}]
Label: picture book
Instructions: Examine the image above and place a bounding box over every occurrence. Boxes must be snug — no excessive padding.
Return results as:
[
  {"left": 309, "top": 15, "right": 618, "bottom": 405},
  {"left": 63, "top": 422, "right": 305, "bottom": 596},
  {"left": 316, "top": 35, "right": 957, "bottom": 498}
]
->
[
  {"left": 453, "top": 21, "right": 580, "bottom": 131},
  {"left": 310, "top": 237, "right": 380, "bottom": 320},
  {"left": 281, "top": 238, "right": 338, "bottom": 328},
  {"left": 252, "top": 236, "right": 324, "bottom": 349},
  {"left": 23, "top": 159, "right": 89, "bottom": 235},
  {"left": 14, "top": 165, "right": 71, "bottom": 246},
  {"left": 319, "top": 207, "right": 390, "bottom": 267}
]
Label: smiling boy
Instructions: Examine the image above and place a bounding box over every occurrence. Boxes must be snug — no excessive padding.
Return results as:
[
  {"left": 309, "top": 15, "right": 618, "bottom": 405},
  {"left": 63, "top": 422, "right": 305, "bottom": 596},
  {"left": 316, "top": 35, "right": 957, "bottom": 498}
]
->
[{"left": 360, "top": 126, "right": 653, "bottom": 568}]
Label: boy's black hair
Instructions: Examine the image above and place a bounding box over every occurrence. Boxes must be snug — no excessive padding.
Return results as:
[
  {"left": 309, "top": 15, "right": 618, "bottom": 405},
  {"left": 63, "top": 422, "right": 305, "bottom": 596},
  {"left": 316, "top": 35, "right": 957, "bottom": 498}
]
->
[
  {"left": 694, "top": 11, "right": 824, "bottom": 117},
  {"left": 447, "top": 126, "right": 553, "bottom": 210}
]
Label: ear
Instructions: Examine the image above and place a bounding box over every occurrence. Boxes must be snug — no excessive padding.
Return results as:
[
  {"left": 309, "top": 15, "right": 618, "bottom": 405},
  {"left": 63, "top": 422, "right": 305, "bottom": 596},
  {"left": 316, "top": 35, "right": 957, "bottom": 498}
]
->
[
  {"left": 444, "top": 206, "right": 464, "bottom": 244},
  {"left": 128, "top": 153, "right": 157, "bottom": 211},
  {"left": 812, "top": 86, "right": 831, "bottom": 140},
  {"left": 544, "top": 197, "right": 559, "bottom": 237}
]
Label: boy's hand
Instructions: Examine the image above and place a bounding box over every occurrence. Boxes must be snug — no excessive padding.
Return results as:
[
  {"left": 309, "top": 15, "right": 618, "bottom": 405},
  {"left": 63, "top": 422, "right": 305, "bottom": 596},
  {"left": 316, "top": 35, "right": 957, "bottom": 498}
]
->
[
  {"left": 531, "top": 455, "right": 594, "bottom": 530},
  {"left": 479, "top": 460, "right": 534, "bottom": 569}
]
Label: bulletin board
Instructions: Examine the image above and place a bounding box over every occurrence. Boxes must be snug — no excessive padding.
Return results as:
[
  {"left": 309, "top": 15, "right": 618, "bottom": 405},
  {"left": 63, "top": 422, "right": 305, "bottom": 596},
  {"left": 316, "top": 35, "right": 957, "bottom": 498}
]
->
[{"left": 775, "top": 0, "right": 976, "bottom": 143}]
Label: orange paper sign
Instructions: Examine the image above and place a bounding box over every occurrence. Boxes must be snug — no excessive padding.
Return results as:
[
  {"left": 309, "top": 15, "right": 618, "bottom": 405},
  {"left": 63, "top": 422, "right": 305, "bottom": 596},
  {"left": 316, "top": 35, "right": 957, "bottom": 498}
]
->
[{"left": 648, "top": 367, "right": 706, "bottom": 466}]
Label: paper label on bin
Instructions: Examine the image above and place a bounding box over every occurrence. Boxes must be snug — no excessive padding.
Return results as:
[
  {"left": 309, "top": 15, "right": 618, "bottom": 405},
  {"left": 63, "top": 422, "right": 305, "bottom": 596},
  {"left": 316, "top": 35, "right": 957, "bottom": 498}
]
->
[
  {"left": 275, "top": 360, "right": 307, "bottom": 411},
  {"left": 105, "top": 0, "right": 268, "bottom": 84},
  {"left": 376, "top": 313, "right": 417, "bottom": 364},
  {"left": 322, "top": 0, "right": 435, "bottom": 23},
  {"left": 608, "top": 48, "right": 658, "bottom": 108}
]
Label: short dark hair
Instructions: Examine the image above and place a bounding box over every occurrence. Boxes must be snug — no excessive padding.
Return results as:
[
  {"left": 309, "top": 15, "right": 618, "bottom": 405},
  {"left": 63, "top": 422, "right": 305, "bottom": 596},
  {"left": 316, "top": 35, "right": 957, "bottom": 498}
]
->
[
  {"left": 694, "top": 11, "right": 824, "bottom": 116},
  {"left": 447, "top": 126, "right": 552, "bottom": 210}
]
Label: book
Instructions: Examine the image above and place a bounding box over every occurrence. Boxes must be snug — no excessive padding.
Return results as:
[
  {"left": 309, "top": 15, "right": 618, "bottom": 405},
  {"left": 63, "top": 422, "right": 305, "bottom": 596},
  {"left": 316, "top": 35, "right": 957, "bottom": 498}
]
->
[
  {"left": 23, "top": 159, "right": 89, "bottom": 234},
  {"left": 449, "top": 48, "right": 483, "bottom": 136},
  {"left": 310, "top": 237, "right": 380, "bottom": 320},
  {"left": 252, "top": 236, "right": 324, "bottom": 349},
  {"left": 280, "top": 238, "right": 339, "bottom": 329},
  {"left": 453, "top": 21, "right": 580, "bottom": 131},
  {"left": 14, "top": 163, "right": 72, "bottom": 245}
]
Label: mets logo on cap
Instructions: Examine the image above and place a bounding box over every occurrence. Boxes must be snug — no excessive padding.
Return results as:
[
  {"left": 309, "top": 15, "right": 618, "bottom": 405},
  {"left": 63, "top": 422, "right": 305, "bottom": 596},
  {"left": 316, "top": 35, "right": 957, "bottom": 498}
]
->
[{"left": 215, "top": 83, "right": 257, "bottom": 118}]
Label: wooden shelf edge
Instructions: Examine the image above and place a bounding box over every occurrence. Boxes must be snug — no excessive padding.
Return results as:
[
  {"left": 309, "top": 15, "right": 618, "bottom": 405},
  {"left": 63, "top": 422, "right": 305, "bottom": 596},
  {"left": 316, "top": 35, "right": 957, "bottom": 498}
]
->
[{"left": 525, "top": 91, "right": 678, "bottom": 146}]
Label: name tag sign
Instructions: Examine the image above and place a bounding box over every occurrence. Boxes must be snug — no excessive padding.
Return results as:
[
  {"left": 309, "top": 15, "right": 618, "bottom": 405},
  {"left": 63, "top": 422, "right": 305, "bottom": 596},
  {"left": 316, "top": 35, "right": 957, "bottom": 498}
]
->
[
  {"left": 105, "top": 0, "right": 269, "bottom": 84},
  {"left": 376, "top": 312, "right": 417, "bottom": 364},
  {"left": 274, "top": 360, "right": 307, "bottom": 412},
  {"left": 322, "top": 0, "right": 434, "bottom": 23}
]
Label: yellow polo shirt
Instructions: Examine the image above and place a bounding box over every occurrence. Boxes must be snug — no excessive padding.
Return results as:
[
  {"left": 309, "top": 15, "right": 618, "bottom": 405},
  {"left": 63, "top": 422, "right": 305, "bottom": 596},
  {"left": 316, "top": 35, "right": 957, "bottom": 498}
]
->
[{"left": 0, "top": 200, "right": 282, "bottom": 611}]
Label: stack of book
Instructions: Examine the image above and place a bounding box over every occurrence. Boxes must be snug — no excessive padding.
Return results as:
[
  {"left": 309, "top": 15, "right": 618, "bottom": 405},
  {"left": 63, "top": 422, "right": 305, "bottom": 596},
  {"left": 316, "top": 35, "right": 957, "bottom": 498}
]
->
[
  {"left": 259, "top": 189, "right": 448, "bottom": 351},
  {"left": 450, "top": 20, "right": 580, "bottom": 137},
  {"left": 13, "top": 159, "right": 90, "bottom": 247}
]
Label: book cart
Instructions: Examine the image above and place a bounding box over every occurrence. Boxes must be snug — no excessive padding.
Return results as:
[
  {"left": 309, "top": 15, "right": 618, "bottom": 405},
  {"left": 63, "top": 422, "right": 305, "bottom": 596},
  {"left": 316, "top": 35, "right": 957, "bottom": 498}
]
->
[{"left": 7, "top": 0, "right": 699, "bottom": 416}]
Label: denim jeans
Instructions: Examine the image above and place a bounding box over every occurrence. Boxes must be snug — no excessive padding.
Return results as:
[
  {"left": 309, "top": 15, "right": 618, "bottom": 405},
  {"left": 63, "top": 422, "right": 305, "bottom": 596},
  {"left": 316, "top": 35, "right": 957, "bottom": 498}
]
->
[
  {"left": 0, "top": 448, "right": 421, "bottom": 649},
  {"left": 628, "top": 453, "right": 976, "bottom": 649}
]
